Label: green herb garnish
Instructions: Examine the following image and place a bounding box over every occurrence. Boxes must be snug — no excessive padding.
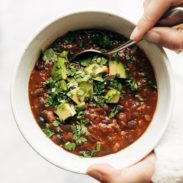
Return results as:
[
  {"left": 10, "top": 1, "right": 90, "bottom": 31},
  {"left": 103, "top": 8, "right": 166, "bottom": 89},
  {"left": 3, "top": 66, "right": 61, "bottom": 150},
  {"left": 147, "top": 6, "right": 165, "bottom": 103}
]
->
[
  {"left": 147, "top": 80, "right": 157, "bottom": 89},
  {"left": 109, "top": 77, "right": 122, "bottom": 91},
  {"left": 126, "top": 78, "right": 138, "bottom": 92},
  {"left": 108, "top": 106, "right": 121, "bottom": 119},
  {"left": 93, "top": 81, "right": 106, "bottom": 95},
  {"left": 53, "top": 119, "right": 61, "bottom": 127},
  {"left": 64, "top": 142, "right": 76, "bottom": 151},
  {"left": 71, "top": 123, "right": 89, "bottom": 145},
  {"left": 43, "top": 128, "right": 55, "bottom": 137},
  {"left": 79, "top": 142, "right": 101, "bottom": 158},
  {"left": 42, "top": 48, "right": 56, "bottom": 62}
]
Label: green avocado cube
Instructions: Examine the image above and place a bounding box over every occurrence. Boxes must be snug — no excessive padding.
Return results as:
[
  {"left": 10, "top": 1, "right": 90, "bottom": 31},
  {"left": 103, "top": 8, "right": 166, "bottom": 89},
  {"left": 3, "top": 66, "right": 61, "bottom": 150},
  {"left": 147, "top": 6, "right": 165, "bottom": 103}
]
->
[
  {"left": 55, "top": 103, "right": 76, "bottom": 121},
  {"left": 51, "top": 57, "right": 67, "bottom": 80},
  {"left": 105, "top": 89, "right": 120, "bottom": 103},
  {"left": 79, "top": 82, "right": 93, "bottom": 97},
  {"left": 109, "top": 59, "right": 127, "bottom": 79},
  {"left": 85, "top": 63, "right": 108, "bottom": 76},
  {"left": 67, "top": 88, "right": 85, "bottom": 105}
]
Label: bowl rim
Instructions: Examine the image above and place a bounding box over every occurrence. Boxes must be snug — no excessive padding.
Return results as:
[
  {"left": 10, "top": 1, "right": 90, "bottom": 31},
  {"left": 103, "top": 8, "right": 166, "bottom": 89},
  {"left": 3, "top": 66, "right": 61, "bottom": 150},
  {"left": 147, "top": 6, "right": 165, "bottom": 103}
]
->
[{"left": 10, "top": 9, "right": 175, "bottom": 174}]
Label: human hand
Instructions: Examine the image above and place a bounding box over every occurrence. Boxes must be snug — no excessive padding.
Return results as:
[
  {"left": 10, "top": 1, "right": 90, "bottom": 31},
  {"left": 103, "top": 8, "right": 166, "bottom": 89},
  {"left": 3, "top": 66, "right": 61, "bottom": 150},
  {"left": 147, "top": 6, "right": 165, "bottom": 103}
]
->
[
  {"left": 130, "top": 0, "right": 183, "bottom": 52},
  {"left": 87, "top": 153, "right": 155, "bottom": 183}
]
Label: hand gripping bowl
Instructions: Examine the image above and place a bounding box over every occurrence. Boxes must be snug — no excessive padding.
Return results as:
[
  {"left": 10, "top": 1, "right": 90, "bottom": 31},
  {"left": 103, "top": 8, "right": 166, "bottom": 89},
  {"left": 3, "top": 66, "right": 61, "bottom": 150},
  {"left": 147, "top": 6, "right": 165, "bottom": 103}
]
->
[{"left": 11, "top": 10, "right": 174, "bottom": 174}]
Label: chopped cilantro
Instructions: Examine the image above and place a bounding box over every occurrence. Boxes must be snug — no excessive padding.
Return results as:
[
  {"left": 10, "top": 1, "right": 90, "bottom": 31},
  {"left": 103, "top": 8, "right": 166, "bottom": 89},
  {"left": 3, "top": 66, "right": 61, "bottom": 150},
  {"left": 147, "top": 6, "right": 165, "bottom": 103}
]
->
[
  {"left": 93, "top": 96, "right": 105, "bottom": 107},
  {"left": 64, "top": 142, "right": 76, "bottom": 151},
  {"left": 96, "top": 57, "right": 108, "bottom": 66},
  {"left": 109, "top": 77, "right": 122, "bottom": 91},
  {"left": 125, "top": 54, "right": 136, "bottom": 61},
  {"left": 79, "top": 151, "right": 93, "bottom": 158},
  {"left": 75, "top": 136, "right": 87, "bottom": 145},
  {"left": 43, "top": 128, "right": 55, "bottom": 137},
  {"left": 75, "top": 109, "right": 91, "bottom": 125},
  {"left": 42, "top": 48, "right": 56, "bottom": 62},
  {"left": 93, "top": 81, "right": 106, "bottom": 95},
  {"left": 45, "top": 95, "right": 54, "bottom": 107},
  {"left": 53, "top": 119, "right": 61, "bottom": 127},
  {"left": 67, "top": 63, "right": 79, "bottom": 77},
  {"left": 79, "top": 142, "right": 101, "bottom": 158},
  {"left": 82, "top": 119, "right": 90, "bottom": 125},
  {"left": 71, "top": 123, "right": 89, "bottom": 145},
  {"left": 108, "top": 106, "right": 121, "bottom": 119},
  {"left": 91, "top": 33, "right": 112, "bottom": 48},
  {"left": 126, "top": 78, "right": 138, "bottom": 92},
  {"left": 147, "top": 80, "right": 157, "bottom": 89},
  {"left": 100, "top": 35, "right": 112, "bottom": 48},
  {"left": 96, "top": 142, "right": 101, "bottom": 152},
  {"left": 45, "top": 92, "right": 70, "bottom": 108},
  {"left": 76, "top": 109, "right": 84, "bottom": 120},
  {"left": 43, "top": 77, "right": 55, "bottom": 89}
]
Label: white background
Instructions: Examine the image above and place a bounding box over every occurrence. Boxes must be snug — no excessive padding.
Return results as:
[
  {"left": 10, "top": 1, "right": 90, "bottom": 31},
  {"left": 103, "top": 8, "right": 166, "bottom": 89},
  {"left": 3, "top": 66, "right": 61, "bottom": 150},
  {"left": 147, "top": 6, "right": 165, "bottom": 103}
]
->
[{"left": 1, "top": 0, "right": 183, "bottom": 183}]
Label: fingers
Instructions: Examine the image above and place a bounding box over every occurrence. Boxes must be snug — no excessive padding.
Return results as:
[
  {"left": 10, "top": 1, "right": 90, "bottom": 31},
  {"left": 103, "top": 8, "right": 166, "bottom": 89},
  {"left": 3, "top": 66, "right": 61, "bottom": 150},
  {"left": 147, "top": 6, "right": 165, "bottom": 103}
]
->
[
  {"left": 87, "top": 153, "right": 156, "bottom": 183},
  {"left": 120, "top": 153, "right": 156, "bottom": 183},
  {"left": 87, "top": 164, "right": 121, "bottom": 183},
  {"left": 130, "top": 0, "right": 172, "bottom": 41},
  {"left": 143, "top": 0, "right": 151, "bottom": 8},
  {"left": 145, "top": 24, "right": 183, "bottom": 51}
]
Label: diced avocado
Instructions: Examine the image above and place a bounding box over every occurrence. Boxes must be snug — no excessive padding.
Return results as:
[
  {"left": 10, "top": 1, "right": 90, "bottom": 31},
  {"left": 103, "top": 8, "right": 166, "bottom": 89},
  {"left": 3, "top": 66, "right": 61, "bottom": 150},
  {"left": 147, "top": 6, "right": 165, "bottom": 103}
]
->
[
  {"left": 55, "top": 103, "right": 76, "bottom": 121},
  {"left": 75, "top": 102, "right": 86, "bottom": 109},
  {"left": 105, "top": 89, "right": 120, "bottom": 103},
  {"left": 56, "top": 80, "right": 67, "bottom": 92},
  {"left": 67, "top": 82, "right": 93, "bottom": 105},
  {"left": 109, "top": 59, "right": 127, "bottom": 79},
  {"left": 60, "top": 80, "right": 67, "bottom": 91},
  {"left": 51, "top": 57, "right": 67, "bottom": 80},
  {"left": 59, "top": 51, "right": 69, "bottom": 60},
  {"left": 67, "top": 79, "right": 78, "bottom": 89},
  {"left": 95, "top": 57, "right": 108, "bottom": 66},
  {"left": 85, "top": 63, "right": 108, "bottom": 76},
  {"left": 67, "top": 87, "right": 85, "bottom": 105},
  {"left": 93, "top": 75, "right": 104, "bottom": 82},
  {"left": 75, "top": 74, "right": 91, "bottom": 83},
  {"left": 79, "top": 82, "right": 93, "bottom": 97}
]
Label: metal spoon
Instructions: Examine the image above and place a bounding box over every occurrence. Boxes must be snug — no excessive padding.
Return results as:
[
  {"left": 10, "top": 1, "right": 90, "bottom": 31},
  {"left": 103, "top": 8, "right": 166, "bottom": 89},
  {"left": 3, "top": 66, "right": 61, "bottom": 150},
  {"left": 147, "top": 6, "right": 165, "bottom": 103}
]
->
[{"left": 70, "top": 7, "right": 183, "bottom": 61}]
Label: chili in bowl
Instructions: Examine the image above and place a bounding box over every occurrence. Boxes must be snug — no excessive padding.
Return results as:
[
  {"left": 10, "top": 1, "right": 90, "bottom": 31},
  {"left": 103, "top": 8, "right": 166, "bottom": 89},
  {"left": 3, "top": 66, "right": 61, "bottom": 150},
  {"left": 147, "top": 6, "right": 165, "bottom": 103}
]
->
[
  {"left": 29, "top": 29, "right": 158, "bottom": 157},
  {"left": 11, "top": 11, "right": 174, "bottom": 173}
]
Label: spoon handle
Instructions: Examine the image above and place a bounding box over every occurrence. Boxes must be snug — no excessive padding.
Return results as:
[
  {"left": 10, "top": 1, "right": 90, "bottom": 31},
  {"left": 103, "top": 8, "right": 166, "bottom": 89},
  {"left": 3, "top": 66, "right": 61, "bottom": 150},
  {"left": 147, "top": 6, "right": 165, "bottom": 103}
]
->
[
  {"left": 106, "top": 7, "right": 183, "bottom": 55},
  {"left": 157, "top": 7, "right": 183, "bottom": 26}
]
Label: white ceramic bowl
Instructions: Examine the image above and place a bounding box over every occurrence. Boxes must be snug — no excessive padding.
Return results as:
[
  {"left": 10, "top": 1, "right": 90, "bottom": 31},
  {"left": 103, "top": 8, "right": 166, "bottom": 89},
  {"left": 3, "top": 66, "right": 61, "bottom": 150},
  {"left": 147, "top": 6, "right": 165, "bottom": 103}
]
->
[{"left": 11, "top": 10, "right": 174, "bottom": 174}]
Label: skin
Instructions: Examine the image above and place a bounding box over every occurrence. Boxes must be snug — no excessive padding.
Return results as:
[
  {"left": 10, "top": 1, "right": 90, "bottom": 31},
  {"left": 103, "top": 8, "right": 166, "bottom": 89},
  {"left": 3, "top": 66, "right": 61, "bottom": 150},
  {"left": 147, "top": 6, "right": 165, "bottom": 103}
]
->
[
  {"left": 131, "top": 0, "right": 183, "bottom": 52},
  {"left": 87, "top": 153, "right": 155, "bottom": 183},
  {"left": 87, "top": 0, "right": 183, "bottom": 182}
]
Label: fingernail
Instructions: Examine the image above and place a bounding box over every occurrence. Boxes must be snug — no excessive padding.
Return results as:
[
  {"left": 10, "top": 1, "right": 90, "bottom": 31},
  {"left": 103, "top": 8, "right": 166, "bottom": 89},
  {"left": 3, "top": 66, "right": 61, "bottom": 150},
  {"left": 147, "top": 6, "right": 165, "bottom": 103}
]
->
[
  {"left": 130, "top": 27, "right": 140, "bottom": 41},
  {"left": 145, "top": 31, "right": 160, "bottom": 44},
  {"left": 87, "top": 170, "right": 101, "bottom": 181}
]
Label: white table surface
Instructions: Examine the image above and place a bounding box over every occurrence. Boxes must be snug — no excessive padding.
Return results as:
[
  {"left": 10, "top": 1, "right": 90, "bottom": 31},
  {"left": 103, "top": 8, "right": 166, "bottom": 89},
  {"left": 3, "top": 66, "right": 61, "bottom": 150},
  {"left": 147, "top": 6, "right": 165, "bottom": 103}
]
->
[{"left": 1, "top": 0, "right": 183, "bottom": 182}]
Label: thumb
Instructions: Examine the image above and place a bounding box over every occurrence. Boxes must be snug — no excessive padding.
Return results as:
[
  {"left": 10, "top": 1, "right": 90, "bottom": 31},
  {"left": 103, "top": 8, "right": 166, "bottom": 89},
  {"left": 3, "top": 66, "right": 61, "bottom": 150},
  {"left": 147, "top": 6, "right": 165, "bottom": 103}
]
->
[
  {"left": 144, "top": 24, "right": 183, "bottom": 52},
  {"left": 87, "top": 164, "right": 121, "bottom": 183}
]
